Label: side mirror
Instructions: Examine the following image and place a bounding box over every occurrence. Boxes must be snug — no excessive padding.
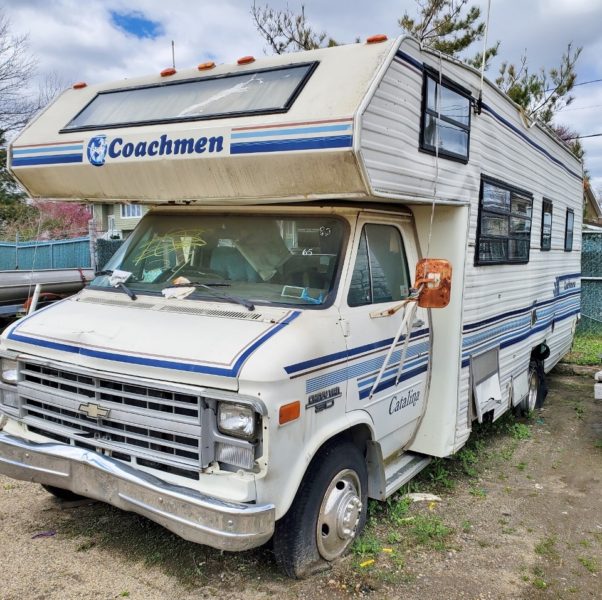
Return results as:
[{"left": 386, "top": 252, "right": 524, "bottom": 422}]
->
[{"left": 414, "top": 258, "right": 452, "bottom": 309}]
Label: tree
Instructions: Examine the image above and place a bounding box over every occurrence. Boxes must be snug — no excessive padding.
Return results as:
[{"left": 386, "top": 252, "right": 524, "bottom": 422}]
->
[
  {"left": 495, "top": 43, "right": 582, "bottom": 126},
  {"left": 398, "top": 0, "right": 499, "bottom": 68},
  {"left": 250, "top": 2, "right": 338, "bottom": 54},
  {"left": 0, "top": 12, "right": 64, "bottom": 207}
]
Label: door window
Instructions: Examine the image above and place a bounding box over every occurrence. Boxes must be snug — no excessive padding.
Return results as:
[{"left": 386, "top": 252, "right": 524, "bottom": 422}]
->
[{"left": 348, "top": 224, "right": 411, "bottom": 307}]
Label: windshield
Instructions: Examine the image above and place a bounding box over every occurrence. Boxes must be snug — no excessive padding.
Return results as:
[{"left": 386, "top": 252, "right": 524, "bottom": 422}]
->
[{"left": 91, "top": 213, "right": 346, "bottom": 308}]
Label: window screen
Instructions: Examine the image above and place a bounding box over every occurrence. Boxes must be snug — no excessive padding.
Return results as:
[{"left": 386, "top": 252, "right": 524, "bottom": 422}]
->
[
  {"left": 63, "top": 63, "right": 316, "bottom": 131},
  {"left": 421, "top": 72, "right": 471, "bottom": 161},
  {"left": 348, "top": 224, "right": 411, "bottom": 307},
  {"left": 564, "top": 208, "right": 574, "bottom": 251},
  {"left": 476, "top": 178, "right": 533, "bottom": 265},
  {"left": 541, "top": 199, "right": 552, "bottom": 251}
]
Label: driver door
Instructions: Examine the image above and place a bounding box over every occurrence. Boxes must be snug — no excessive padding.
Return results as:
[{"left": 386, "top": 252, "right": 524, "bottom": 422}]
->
[{"left": 339, "top": 215, "right": 431, "bottom": 457}]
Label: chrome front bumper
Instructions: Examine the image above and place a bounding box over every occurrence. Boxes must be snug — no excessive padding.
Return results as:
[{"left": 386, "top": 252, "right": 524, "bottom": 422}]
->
[{"left": 0, "top": 432, "right": 274, "bottom": 551}]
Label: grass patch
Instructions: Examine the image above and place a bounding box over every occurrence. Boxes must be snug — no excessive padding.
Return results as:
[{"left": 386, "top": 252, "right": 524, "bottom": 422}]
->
[
  {"left": 577, "top": 556, "right": 598, "bottom": 573},
  {"left": 403, "top": 515, "right": 452, "bottom": 550},
  {"left": 510, "top": 423, "right": 531, "bottom": 440},
  {"left": 352, "top": 531, "right": 381, "bottom": 557},
  {"left": 534, "top": 536, "right": 559, "bottom": 560},
  {"left": 564, "top": 331, "right": 602, "bottom": 366}
]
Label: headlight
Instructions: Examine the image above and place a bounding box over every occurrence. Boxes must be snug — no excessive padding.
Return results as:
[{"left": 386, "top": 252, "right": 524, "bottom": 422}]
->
[
  {"left": 217, "top": 402, "right": 257, "bottom": 440},
  {"left": 1, "top": 358, "right": 17, "bottom": 384}
]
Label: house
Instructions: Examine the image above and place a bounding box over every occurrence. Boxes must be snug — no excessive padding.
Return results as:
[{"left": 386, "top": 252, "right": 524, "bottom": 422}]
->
[
  {"left": 584, "top": 180, "right": 602, "bottom": 226},
  {"left": 91, "top": 203, "right": 149, "bottom": 238}
]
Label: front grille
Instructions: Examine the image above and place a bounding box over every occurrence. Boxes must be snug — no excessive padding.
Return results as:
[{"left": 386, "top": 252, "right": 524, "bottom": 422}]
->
[{"left": 18, "top": 361, "right": 203, "bottom": 480}]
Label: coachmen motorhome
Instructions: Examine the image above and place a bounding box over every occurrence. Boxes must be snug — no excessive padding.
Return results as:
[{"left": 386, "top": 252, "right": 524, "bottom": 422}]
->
[{"left": 0, "top": 35, "right": 581, "bottom": 577}]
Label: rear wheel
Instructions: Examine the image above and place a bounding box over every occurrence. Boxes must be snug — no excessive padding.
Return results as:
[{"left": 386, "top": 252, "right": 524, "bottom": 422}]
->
[
  {"left": 516, "top": 360, "right": 546, "bottom": 416},
  {"left": 273, "top": 440, "right": 368, "bottom": 578}
]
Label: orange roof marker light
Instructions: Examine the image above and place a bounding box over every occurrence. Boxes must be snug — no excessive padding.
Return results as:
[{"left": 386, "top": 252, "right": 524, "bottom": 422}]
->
[
  {"left": 72, "top": 82, "right": 87, "bottom": 89},
  {"left": 237, "top": 55, "right": 256, "bottom": 65},
  {"left": 160, "top": 67, "right": 177, "bottom": 77},
  {"left": 366, "top": 34, "right": 388, "bottom": 44},
  {"left": 198, "top": 61, "right": 216, "bottom": 71}
]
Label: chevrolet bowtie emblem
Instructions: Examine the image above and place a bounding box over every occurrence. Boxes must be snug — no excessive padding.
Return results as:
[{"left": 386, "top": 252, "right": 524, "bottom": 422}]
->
[{"left": 78, "top": 402, "right": 110, "bottom": 419}]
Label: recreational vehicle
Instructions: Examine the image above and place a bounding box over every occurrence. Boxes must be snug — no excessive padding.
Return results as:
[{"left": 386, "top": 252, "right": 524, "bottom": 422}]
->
[{"left": 0, "top": 35, "right": 581, "bottom": 577}]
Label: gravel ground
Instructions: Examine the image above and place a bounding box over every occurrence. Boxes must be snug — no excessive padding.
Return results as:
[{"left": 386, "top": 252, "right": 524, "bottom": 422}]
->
[{"left": 0, "top": 371, "right": 600, "bottom": 600}]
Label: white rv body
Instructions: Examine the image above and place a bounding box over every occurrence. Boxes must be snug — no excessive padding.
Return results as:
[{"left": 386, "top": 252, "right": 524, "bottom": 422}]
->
[{"left": 0, "top": 36, "right": 581, "bottom": 572}]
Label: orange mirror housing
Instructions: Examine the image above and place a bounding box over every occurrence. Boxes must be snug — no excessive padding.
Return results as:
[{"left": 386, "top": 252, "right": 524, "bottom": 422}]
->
[{"left": 414, "top": 258, "right": 452, "bottom": 308}]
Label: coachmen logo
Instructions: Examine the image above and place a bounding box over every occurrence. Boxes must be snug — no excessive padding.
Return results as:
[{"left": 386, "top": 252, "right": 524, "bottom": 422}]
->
[
  {"left": 78, "top": 402, "right": 111, "bottom": 419},
  {"left": 86, "top": 133, "right": 224, "bottom": 167}
]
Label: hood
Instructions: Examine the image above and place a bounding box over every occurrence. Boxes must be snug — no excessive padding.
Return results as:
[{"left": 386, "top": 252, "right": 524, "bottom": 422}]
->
[{"left": 2, "top": 289, "right": 299, "bottom": 391}]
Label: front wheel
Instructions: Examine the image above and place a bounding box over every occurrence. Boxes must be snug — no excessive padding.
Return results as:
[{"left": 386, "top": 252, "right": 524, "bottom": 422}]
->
[{"left": 272, "top": 440, "right": 368, "bottom": 578}]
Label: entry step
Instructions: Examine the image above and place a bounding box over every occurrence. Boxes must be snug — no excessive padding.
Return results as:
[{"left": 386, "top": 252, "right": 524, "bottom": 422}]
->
[{"left": 384, "top": 451, "right": 431, "bottom": 498}]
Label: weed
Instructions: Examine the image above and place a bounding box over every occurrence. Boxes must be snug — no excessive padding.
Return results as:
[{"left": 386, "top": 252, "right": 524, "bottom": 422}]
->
[
  {"left": 457, "top": 447, "right": 479, "bottom": 477},
  {"left": 564, "top": 331, "right": 602, "bottom": 365},
  {"left": 574, "top": 404, "right": 585, "bottom": 419},
  {"left": 501, "top": 527, "right": 516, "bottom": 535},
  {"left": 461, "top": 520, "right": 472, "bottom": 533},
  {"left": 120, "top": 593, "right": 130, "bottom": 598},
  {"left": 511, "top": 423, "right": 531, "bottom": 440},
  {"left": 386, "top": 496, "right": 412, "bottom": 525},
  {"left": 498, "top": 472, "right": 508, "bottom": 481},
  {"left": 352, "top": 532, "right": 380, "bottom": 556},
  {"left": 579, "top": 539, "right": 592, "bottom": 548},
  {"left": 2, "top": 483, "right": 15, "bottom": 491},
  {"left": 521, "top": 575, "right": 530, "bottom": 582},
  {"left": 534, "top": 536, "right": 558, "bottom": 560},
  {"left": 532, "top": 578, "right": 547, "bottom": 590},
  {"left": 595, "top": 439, "right": 602, "bottom": 450},
  {"left": 425, "top": 459, "right": 455, "bottom": 489},
  {"left": 387, "top": 531, "right": 403, "bottom": 544},
  {"left": 568, "top": 587, "right": 580, "bottom": 594},
  {"left": 516, "top": 461, "right": 527, "bottom": 471},
  {"left": 403, "top": 515, "right": 452, "bottom": 550},
  {"left": 499, "top": 441, "right": 518, "bottom": 461},
  {"left": 532, "top": 565, "right": 545, "bottom": 577},
  {"left": 469, "top": 486, "right": 487, "bottom": 498},
  {"left": 577, "top": 556, "right": 598, "bottom": 573}
]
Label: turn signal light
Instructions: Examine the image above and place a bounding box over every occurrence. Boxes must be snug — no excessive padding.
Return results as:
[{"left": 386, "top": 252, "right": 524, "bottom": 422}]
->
[
  {"left": 366, "top": 34, "right": 388, "bottom": 44},
  {"left": 237, "top": 55, "right": 255, "bottom": 65},
  {"left": 279, "top": 401, "right": 300, "bottom": 425},
  {"left": 160, "top": 67, "right": 176, "bottom": 77}
]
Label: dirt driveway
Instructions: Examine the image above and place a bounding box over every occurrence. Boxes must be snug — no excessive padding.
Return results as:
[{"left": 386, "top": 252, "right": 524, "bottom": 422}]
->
[{"left": 0, "top": 371, "right": 600, "bottom": 600}]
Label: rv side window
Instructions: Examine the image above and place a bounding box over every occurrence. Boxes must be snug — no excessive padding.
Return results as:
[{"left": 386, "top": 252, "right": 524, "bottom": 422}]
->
[
  {"left": 476, "top": 178, "right": 533, "bottom": 265},
  {"left": 347, "top": 224, "right": 411, "bottom": 307},
  {"left": 564, "top": 208, "right": 574, "bottom": 251},
  {"left": 541, "top": 199, "right": 553, "bottom": 251},
  {"left": 420, "top": 72, "right": 471, "bottom": 162}
]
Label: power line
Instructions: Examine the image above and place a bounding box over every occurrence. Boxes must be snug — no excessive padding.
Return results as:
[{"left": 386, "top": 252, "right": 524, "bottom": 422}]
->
[
  {"left": 568, "top": 133, "right": 602, "bottom": 140},
  {"left": 573, "top": 78, "right": 602, "bottom": 88}
]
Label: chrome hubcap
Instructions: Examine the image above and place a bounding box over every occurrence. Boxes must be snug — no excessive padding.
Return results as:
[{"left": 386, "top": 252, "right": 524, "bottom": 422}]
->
[
  {"left": 527, "top": 368, "right": 539, "bottom": 411},
  {"left": 316, "top": 469, "right": 362, "bottom": 561}
]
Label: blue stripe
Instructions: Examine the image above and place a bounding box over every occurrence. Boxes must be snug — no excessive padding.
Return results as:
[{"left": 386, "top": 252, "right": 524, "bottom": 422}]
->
[
  {"left": 12, "top": 154, "right": 83, "bottom": 166},
  {"left": 286, "top": 329, "right": 430, "bottom": 375},
  {"left": 463, "top": 287, "right": 580, "bottom": 333},
  {"left": 13, "top": 145, "right": 83, "bottom": 155},
  {"left": 460, "top": 307, "right": 580, "bottom": 368},
  {"left": 231, "top": 124, "right": 351, "bottom": 139},
  {"left": 8, "top": 310, "right": 300, "bottom": 378},
  {"left": 231, "top": 135, "right": 353, "bottom": 155},
  {"left": 395, "top": 50, "right": 423, "bottom": 72},
  {"left": 359, "top": 364, "right": 429, "bottom": 400}
]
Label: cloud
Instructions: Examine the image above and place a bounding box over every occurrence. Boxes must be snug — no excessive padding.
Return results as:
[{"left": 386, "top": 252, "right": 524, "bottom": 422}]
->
[{"left": 3, "top": 0, "right": 602, "bottom": 190}]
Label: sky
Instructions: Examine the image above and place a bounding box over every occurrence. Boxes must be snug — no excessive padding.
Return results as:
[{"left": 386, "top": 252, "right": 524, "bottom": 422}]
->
[{"left": 4, "top": 0, "right": 602, "bottom": 195}]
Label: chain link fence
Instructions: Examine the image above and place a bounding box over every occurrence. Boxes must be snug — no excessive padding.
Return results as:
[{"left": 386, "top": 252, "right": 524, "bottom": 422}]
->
[{"left": 579, "top": 231, "right": 602, "bottom": 334}]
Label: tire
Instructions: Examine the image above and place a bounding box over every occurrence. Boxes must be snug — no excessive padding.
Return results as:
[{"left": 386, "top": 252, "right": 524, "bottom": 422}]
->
[
  {"left": 272, "top": 440, "right": 368, "bottom": 579},
  {"left": 515, "top": 360, "right": 547, "bottom": 416},
  {"left": 41, "top": 485, "right": 86, "bottom": 501}
]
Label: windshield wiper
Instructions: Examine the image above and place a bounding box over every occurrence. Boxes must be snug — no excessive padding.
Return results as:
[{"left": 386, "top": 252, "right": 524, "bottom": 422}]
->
[
  {"left": 94, "top": 269, "right": 137, "bottom": 301},
  {"left": 168, "top": 282, "right": 254, "bottom": 311}
]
